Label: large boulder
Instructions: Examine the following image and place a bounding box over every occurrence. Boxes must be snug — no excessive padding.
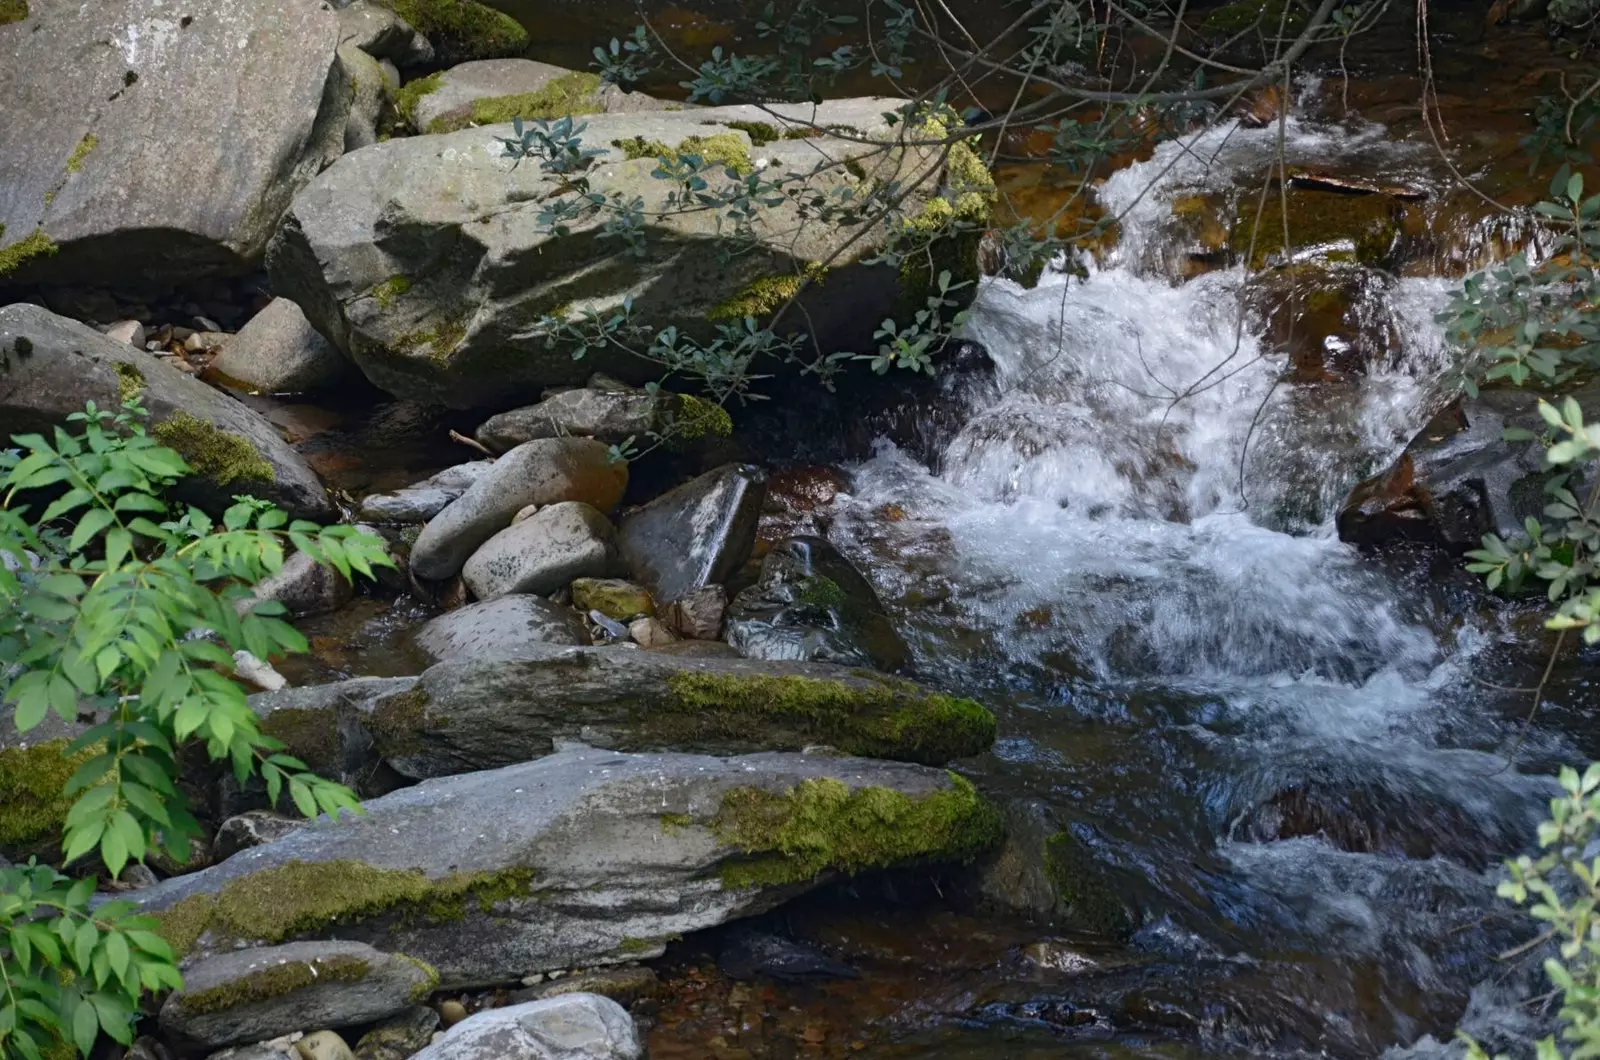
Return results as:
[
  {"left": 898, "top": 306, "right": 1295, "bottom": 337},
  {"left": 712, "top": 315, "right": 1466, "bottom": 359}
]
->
[
  {"left": 461, "top": 501, "right": 616, "bottom": 600},
  {"left": 250, "top": 644, "right": 997, "bottom": 779},
  {"left": 213, "top": 298, "right": 348, "bottom": 394},
  {"left": 412, "top": 594, "right": 589, "bottom": 663},
  {"left": 0, "top": 304, "right": 334, "bottom": 519},
  {"left": 1336, "top": 380, "right": 1600, "bottom": 551},
  {"left": 617, "top": 464, "right": 765, "bottom": 604},
  {"left": 408, "top": 994, "right": 639, "bottom": 1060},
  {"left": 410, "top": 439, "right": 626, "bottom": 581},
  {"left": 407, "top": 59, "right": 668, "bottom": 135},
  {"left": 0, "top": 0, "right": 348, "bottom": 289},
  {"left": 128, "top": 746, "right": 1002, "bottom": 987},
  {"left": 727, "top": 535, "right": 909, "bottom": 672},
  {"left": 268, "top": 98, "right": 970, "bottom": 408},
  {"left": 159, "top": 940, "right": 436, "bottom": 1048}
]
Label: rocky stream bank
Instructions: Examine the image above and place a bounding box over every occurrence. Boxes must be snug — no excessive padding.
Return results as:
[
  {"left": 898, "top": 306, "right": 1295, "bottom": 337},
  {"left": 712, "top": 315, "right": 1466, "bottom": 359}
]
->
[{"left": 4, "top": 0, "right": 1600, "bottom": 1055}]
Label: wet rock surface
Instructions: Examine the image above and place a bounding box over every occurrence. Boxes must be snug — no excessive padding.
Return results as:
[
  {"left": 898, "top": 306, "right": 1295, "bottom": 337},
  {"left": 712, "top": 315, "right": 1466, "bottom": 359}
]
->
[
  {"left": 413, "top": 594, "right": 590, "bottom": 663},
  {"left": 727, "top": 536, "right": 909, "bottom": 672},
  {"left": 124, "top": 746, "right": 1000, "bottom": 987},
  {"left": 249, "top": 644, "right": 997, "bottom": 779},
  {"left": 617, "top": 464, "right": 765, "bottom": 604},
  {"left": 1338, "top": 380, "right": 1600, "bottom": 551}
]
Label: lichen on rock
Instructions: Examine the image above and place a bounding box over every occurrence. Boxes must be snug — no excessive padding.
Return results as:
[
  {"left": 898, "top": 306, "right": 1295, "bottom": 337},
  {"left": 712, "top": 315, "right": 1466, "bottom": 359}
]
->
[
  {"left": 613, "top": 132, "right": 754, "bottom": 176},
  {"left": 429, "top": 71, "right": 603, "bottom": 133},
  {"left": 0, "top": 0, "right": 27, "bottom": 24},
  {"left": 0, "top": 225, "right": 59, "bottom": 278},
  {"left": 113, "top": 361, "right": 145, "bottom": 404},
  {"left": 0, "top": 740, "right": 85, "bottom": 856},
  {"left": 713, "top": 773, "right": 1002, "bottom": 888}
]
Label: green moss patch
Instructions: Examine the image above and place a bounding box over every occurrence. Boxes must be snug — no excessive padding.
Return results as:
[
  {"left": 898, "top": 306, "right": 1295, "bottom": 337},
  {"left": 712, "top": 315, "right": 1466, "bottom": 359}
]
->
[
  {"left": 156, "top": 860, "right": 537, "bottom": 956},
  {"left": 660, "top": 670, "right": 996, "bottom": 765},
  {"left": 708, "top": 265, "right": 828, "bottom": 323},
  {"left": 152, "top": 413, "right": 275, "bottom": 486},
  {"left": 0, "top": 0, "right": 27, "bottom": 24},
  {"left": 717, "top": 120, "right": 779, "bottom": 146},
  {"left": 896, "top": 135, "right": 996, "bottom": 315},
  {"left": 613, "top": 133, "right": 753, "bottom": 176},
  {"left": 1044, "top": 831, "right": 1133, "bottom": 938},
  {"left": 0, "top": 740, "right": 85, "bottom": 855},
  {"left": 0, "top": 226, "right": 59, "bottom": 279},
  {"left": 394, "top": 72, "right": 443, "bottom": 127},
  {"left": 665, "top": 393, "right": 732, "bottom": 441},
  {"left": 428, "top": 72, "right": 603, "bottom": 133},
  {"left": 65, "top": 133, "right": 97, "bottom": 174},
  {"left": 113, "top": 361, "right": 145, "bottom": 404},
  {"left": 372, "top": 275, "right": 413, "bottom": 308},
  {"left": 713, "top": 774, "right": 1001, "bottom": 888},
  {"left": 375, "top": 0, "right": 527, "bottom": 62},
  {"left": 365, "top": 685, "right": 434, "bottom": 759},
  {"left": 174, "top": 953, "right": 372, "bottom": 1017},
  {"left": 1228, "top": 190, "right": 1404, "bottom": 269},
  {"left": 259, "top": 708, "right": 343, "bottom": 776}
]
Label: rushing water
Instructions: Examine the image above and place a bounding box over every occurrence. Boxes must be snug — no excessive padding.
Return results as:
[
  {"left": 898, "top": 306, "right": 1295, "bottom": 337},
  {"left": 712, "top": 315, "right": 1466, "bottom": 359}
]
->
[{"left": 806, "top": 92, "right": 1573, "bottom": 1057}]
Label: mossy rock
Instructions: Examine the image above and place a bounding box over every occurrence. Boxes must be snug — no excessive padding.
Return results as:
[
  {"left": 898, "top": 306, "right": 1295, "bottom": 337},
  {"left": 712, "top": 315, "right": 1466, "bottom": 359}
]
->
[
  {"left": 427, "top": 72, "right": 603, "bottom": 134},
  {"left": 153, "top": 412, "right": 276, "bottom": 486},
  {"left": 0, "top": 0, "right": 28, "bottom": 25},
  {"left": 372, "top": 0, "right": 527, "bottom": 64},
  {"left": 1227, "top": 189, "right": 1408, "bottom": 269},
  {"left": 713, "top": 773, "right": 1003, "bottom": 888},
  {"left": 1044, "top": 831, "right": 1134, "bottom": 938},
  {"left": 0, "top": 740, "right": 87, "bottom": 860},
  {"left": 0, "top": 225, "right": 59, "bottom": 278}
]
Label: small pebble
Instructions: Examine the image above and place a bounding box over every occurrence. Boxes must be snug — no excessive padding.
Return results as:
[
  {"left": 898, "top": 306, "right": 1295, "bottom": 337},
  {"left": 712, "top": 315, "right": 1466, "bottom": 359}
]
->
[
  {"left": 512, "top": 503, "right": 539, "bottom": 524},
  {"left": 193, "top": 315, "right": 222, "bottom": 332},
  {"left": 294, "top": 1030, "right": 354, "bottom": 1060},
  {"left": 104, "top": 319, "right": 146, "bottom": 346},
  {"left": 521, "top": 972, "right": 545, "bottom": 985},
  {"left": 438, "top": 999, "right": 467, "bottom": 1027}
]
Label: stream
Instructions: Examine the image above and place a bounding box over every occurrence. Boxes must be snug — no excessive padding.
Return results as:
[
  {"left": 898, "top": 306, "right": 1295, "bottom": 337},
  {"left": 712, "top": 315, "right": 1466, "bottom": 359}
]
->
[{"left": 641, "top": 77, "right": 1580, "bottom": 1059}]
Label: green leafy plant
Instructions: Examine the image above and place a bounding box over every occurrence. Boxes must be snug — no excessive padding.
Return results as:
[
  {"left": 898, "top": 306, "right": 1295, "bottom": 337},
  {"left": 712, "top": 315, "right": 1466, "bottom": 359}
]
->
[{"left": 0, "top": 399, "right": 392, "bottom": 1058}]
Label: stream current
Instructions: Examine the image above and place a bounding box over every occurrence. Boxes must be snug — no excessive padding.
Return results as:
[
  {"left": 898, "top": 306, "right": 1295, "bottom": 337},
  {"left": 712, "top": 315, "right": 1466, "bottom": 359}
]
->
[{"left": 808, "top": 89, "right": 1573, "bottom": 1057}]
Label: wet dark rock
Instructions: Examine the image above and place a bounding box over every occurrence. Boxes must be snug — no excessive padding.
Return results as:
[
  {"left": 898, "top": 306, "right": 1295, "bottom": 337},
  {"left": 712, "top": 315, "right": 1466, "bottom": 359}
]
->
[
  {"left": 247, "top": 645, "right": 997, "bottom": 779},
  {"left": 159, "top": 940, "right": 435, "bottom": 1048},
  {"left": 123, "top": 746, "right": 999, "bottom": 987},
  {"left": 1337, "top": 380, "right": 1600, "bottom": 552},
  {"left": 964, "top": 798, "right": 1134, "bottom": 939},
  {"left": 460, "top": 502, "right": 616, "bottom": 601},
  {"left": 756, "top": 466, "right": 852, "bottom": 547},
  {"left": 727, "top": 536, "right": 909, "bottom": 672},
  {"left": 212, "top": 297, "right": 347, "bottom": 394},
  {"left": 717, "top": 930, "right": 859, "bottom": 983},
  {"left": 507, "top": 967, "right": 658, "bottom": 1007},
  {"left": 411, "top": 439, "right": 627, "bottom": 581},
  {"left": 353, "top": 1005, "right": 440, "bottom": 1060},
  {"left": 408, "top": 995, "right": 640, "bottom": 1060},
  {"left": 214, "top": 812, "right": 304, "bottom": 861},
  {"left": 413, "top": 595, "right": 589, "bottom": 663},
  {"left": 0, "top": 305, "right": 334, "bottom": 520},
  {"left": 357, "top": 462, "right": 494, "bottom": 524},
  {"left": 617, "top": 464, "right": 765, "bottom": 603}
]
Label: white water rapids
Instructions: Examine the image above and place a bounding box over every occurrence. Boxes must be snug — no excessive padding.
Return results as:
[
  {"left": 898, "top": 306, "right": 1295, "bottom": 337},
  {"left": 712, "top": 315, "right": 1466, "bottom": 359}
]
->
[{"left": 826, "top": 93, "right": 1571, "bottom": 1056}]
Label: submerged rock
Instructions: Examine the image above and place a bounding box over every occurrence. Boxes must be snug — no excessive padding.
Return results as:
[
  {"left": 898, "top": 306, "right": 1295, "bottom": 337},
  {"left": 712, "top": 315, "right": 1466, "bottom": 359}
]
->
[
  {"left": 0, "top": 0, "right": 347, "bottom": 288},
  {"left": 413, "top": 595, "right": 589, "bottom": 663},
  {"left": 352, "top": 1006, "right": 439, "bottom": 1060},
  {"left": 411, "top": 439, "right": 626, "bottom": 581},
  {"left": 126, "top": 746, "right": 1002, "bottom": 987},
  {"left": 0, "top": 305, "right": 334, "bottom": 519},
  {"left": 1337, "top": 380, "right": 1600, "bottom": 552},
  {"left": 617, "top": 464, "right": 765, "bottom": 604},
  {"left": 213, "top": 298, "right": 347, "bottom": 394},
  {"left": 358, "top": 462, "right": 494, "bottom": 524},
  {"left": 248, "top": 644, "right": 997, "bottom": 780},
  {"left": 966, "top": 799, "right": 1134, "bottom": 939},
  {"left": 460, "top": 501, "right": 616, "bottom": 600},
  {"left": 727, "top": 536, "right": 909, "bottom": 672},
  {"left": 717, "top": 929, "right": 858, "bottom": 983},
  {"left": 407, "top": 994, "right": 640, "bottom": 1060},
  {"left": 159, "top": 940, "right": 436, "bottom": 1048}
]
